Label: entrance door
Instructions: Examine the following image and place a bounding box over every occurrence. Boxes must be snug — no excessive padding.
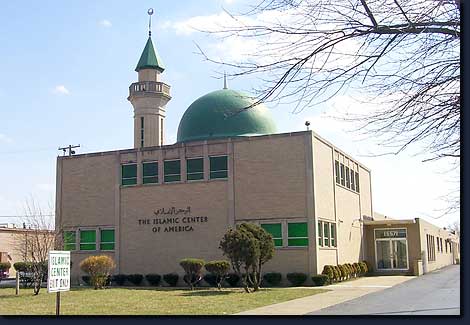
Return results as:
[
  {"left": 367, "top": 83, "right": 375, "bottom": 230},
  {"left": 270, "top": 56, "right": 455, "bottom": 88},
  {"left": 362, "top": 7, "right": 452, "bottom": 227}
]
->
[{"left": 375, "top": 229, "right": 409, "bottom": 271}]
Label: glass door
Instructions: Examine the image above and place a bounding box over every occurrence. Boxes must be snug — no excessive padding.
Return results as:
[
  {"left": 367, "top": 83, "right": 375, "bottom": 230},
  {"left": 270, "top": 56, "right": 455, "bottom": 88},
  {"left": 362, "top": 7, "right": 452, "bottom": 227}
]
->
[
  {"left": 392, "top": 239, "right": 408, "bottom": 269},
  {"left": 375, "top": 228, "right": 409, "bottom": 271},
  {"left": 376, "top": 240, "right": 392, "bottom": 270}
]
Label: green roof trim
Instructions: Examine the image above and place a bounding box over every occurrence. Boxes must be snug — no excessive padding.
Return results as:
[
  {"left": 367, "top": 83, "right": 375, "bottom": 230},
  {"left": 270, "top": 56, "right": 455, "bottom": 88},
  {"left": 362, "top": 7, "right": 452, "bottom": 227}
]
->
[
  {"left": 135, "top": 37, "right": 165, "bottom": 72},
  {"left": 177, "top": 89, "right": 277, "bottom": 143}
]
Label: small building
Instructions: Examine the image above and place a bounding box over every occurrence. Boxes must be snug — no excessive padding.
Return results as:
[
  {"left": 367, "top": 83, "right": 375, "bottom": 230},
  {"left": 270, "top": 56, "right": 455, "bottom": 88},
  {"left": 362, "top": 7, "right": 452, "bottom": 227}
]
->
[{"left": 55, "top": 24, "right": 459, "bottom": 285}]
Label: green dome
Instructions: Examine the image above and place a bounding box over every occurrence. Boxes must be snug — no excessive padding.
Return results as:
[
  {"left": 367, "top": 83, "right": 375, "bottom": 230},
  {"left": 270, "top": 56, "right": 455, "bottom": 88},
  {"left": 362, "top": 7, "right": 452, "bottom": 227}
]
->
[{"left": 177, "top": 89, "right": 277, "bottom": 143}]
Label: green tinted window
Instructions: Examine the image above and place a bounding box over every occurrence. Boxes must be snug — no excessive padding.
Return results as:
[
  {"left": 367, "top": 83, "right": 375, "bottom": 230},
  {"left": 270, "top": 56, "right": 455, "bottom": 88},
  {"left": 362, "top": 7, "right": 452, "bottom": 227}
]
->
[
  {"left": 324, "top": 223, "right": 330, "bottom": 247},
  {"left": 335, "top": 161, "right": 340, "bottom": 184},
  {"left": 318, "top": 221, "right": 323, "bottom": 247},
  {"left": 350, "top": 169, "right": 356, "bottom": 192},
  {"left": 261, "top": 223, "right": 283, "bottom": 247},
  {"left": 122, "top": 164, "right": 137, "bottom": 186},
  {"left": 143, "top": 162, "right": 158, "bottom": 184},
  {"left": 64, "top": 231, "right": 76, "bottom": 251},
  {"left": 340, "top": 163, "right": 345, "bottom": 186},
  {"left": 330, "top": 223, "right": 337, "bottom": 247},
  {"left": 210, "top": 156, "right": 228, "bottom": 179},
  {"left": 164, "top": 160, "right": 181, "bottom": 183},
  {"left": 187, "top": 158, "right": 204, "bottom": 181},
  {"left": 100, "top": 229, "right": 115, "bottom": 251},
  {"left": 355, "top": 172, "right": 360, "bottom": 192},
  {"left": 80, "top": 230, "right": 96, "bottom": 251},
  {"left": 287, "top": 222, "right": 308, "bottom": 247},
  {"left": 345, "top": 167, "right": 351, "bottom": 188}
]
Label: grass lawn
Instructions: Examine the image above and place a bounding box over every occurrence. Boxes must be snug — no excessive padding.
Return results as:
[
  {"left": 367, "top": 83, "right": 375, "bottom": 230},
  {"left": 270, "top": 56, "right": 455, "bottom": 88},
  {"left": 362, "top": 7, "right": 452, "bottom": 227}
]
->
[{"left": 0, "top": 287, "right": 328, "bottom": 315}]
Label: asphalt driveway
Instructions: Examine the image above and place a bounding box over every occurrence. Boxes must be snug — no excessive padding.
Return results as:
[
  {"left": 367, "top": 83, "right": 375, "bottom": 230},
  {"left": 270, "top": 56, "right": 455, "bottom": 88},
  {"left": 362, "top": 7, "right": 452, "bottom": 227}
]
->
[{"left": 309, "top": 265, "right": 460, "bottom": 315}]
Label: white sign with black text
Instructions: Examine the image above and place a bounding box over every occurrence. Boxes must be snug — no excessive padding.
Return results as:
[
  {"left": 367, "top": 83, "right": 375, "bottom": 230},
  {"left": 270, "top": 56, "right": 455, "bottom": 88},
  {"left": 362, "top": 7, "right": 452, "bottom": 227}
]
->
[{"left": 47, "top": 251, "right": 71, "bottom": 293}]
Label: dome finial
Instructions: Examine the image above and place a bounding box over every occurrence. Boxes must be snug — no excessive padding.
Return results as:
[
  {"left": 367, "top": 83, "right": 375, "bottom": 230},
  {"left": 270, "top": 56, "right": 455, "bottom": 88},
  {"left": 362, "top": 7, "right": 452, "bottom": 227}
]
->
[
  {"left": 223, "top": 71, "right": 228, "bottom": 89},
  {"left": 148, "top": 8, "right": 154, "bottom": 37}
]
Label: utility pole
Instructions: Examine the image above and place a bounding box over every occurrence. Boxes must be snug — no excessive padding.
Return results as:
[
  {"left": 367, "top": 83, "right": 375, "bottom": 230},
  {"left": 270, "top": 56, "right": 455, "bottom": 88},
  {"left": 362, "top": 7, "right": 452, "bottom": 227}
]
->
[{"left": 58, "top": 145, "right": 80, "bottom": 157}]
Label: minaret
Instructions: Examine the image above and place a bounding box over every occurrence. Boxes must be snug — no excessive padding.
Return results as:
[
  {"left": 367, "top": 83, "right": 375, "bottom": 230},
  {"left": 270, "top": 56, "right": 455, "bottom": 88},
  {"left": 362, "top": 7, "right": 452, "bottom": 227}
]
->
[{"left": 128, "top": 8, "right": 171, "bottom": 148}]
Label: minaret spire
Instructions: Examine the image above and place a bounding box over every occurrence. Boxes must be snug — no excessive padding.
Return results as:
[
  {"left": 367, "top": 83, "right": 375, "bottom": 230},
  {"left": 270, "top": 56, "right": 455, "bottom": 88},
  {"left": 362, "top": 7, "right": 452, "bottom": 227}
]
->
[
  {"left": 223, "top": 72, "right": 228, "bottom": 89},
  {"left": 148, "top": 8, "right": 154, "bottom": 37}
]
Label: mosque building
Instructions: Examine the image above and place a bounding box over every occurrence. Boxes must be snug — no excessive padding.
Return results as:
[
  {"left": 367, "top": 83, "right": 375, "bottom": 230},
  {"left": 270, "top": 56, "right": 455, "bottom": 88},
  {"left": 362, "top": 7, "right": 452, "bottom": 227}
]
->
[{"left": 55, "top": 14, "right": 459, "bottom": 285}]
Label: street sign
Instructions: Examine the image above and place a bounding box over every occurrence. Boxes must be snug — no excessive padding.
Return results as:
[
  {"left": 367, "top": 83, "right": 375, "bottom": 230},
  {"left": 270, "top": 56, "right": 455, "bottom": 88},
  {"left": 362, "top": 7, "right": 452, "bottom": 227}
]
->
[{"left": 47, "top": 251, "right": 70, "bottom": 293}]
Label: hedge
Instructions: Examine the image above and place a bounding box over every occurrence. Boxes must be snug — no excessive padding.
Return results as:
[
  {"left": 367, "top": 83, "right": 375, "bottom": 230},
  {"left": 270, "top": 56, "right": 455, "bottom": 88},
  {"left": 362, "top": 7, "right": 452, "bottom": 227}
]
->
[
  {"left": 127, "top": 274, "right": 144, "bottom": 286},
  {"left": 145, "top": 274, "right": 162, "bottom": 286},
  {"left": 263, "top": 272, "right": 282, "bottom": 286},
  {"left": 163, "top": 273, "right": 179, "bottom": 287},
  {"left": 112, "top": 274, "right": 127, "bottom": 286},
  {"left": 225, "top": 273, "right": 240, "bottom": 287},
  {"left": 312, "top": 274, "right": 329, "bottom": 286},
  {"left": 286, "top": 272, "right": 308, "bottom": 286}
]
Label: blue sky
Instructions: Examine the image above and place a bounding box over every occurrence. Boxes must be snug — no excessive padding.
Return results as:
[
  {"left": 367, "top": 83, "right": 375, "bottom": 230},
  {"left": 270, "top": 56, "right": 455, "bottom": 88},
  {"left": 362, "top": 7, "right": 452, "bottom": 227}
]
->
[{"left": 0, "top": 0, "right": 459, "bottom": 228}]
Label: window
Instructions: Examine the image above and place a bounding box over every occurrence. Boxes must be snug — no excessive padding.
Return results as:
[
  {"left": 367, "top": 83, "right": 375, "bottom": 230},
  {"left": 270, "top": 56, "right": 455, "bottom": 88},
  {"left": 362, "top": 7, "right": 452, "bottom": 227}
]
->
[
  {"left": 143, "top": 162, "right": 158, "bottom": 184},
  {"left": 210, "top": 156, "right": 228, "bottom": 179},
  {"left": 121, "top": 164, "right": 137, "bottom": 186},
  {"left": 445, "top": 241, "right": 448, "bottom": 253},
  {"left": 63, "top": 231, "right": 76, "bottom": 251},
  {"left": 330, "top": 223, "right": 337, "bottom": 247},
  {"left": 140, "top": 116, "right": 144, "bottom": 147},
  {"left": 164, "top": 160, "right": 181, "bottom": 183},
  {"left": 323, "top": 222, "right": 330, "bottom": 247},
  {"left": 340, "top": 163, "right": 345, "bottom": 186},
  {"left": 187, "top": 158, "right": 204, "bottom": 181},
  {"left": 100, "top": 229, "right": 115, "bottom": 251},
  {"left": 288, "top": 222, "right": 308, "bottom": 247},
  {"left": 350, "top": 169, "right": 355, "bottom": 191},
  {"left": 345, "top": 166, "right": 351, "bottom": 188},
  {"left": 355, "top": 172, "right": 360, "bottom": 192},
  {"left": 80, "top": 230, "right": 96, "bottom": 251},
  {"left": 440, "top": 238, "right": 443, "bottom": 252},
  {"left": 261, "top": 223, "right": 283, "bottom": 247},
  {"left": 318, "top": 221, "right": 323, "bottom": 247},
  {"left": 335, "top": 161, "right": 340, "bottom": 184},
  {"left": 437, "top": 237, "right": 440, "bottom": 252},
  {"left": 427, "top": 234, "right": 436, "bottom": 261}
]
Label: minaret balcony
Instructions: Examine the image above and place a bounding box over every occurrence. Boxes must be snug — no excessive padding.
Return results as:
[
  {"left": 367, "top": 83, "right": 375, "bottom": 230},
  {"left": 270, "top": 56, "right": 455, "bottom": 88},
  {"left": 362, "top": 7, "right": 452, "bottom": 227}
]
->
[{"left": 129, "top": 81, "right": 171, "bottom": 98}]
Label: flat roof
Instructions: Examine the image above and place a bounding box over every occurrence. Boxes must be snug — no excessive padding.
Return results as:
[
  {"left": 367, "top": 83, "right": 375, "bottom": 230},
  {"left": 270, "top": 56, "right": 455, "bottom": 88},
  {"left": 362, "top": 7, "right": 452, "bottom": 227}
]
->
[{"left": 364, "top": 219, "right": 416, "bottom": 226}]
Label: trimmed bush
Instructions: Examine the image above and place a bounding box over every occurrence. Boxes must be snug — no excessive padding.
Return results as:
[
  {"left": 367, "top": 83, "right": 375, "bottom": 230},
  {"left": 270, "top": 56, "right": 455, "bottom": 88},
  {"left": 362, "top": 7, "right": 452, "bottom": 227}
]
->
[
  {"left": 353, "top": 263, "right": 361, "bottom": 276},
  {"left": 225, "top": 273, "right": 240, "bottom": 287},
  {"left": 13, "top": 262, "right": 32, "bottom": 273},
  {"left": 286, "top": 272, "right": 308, "bottom": 286},
  {"left": 163, "top": 273, "right": 179, "bottom": 287},
  {"left": 339, "top": 264, "right": 349, "bottom": 280},
  {"left": 359, "top": 262, "right": 368, "bottom": 275},
  {"left": 180, "top": 258, "right": 205, "bottom": 290},
  {"left": 362, "top": 261, "right": 370, "bottom": 274},
  {"left": 0, "top": 262, "right": 11, "bottom": 272},
  {"left": 333, "top": 266, "right": 341, "bottom": 282},
  {"left": 127, "top": 274, "right": 144, "bottom": 286},
  {"left": 321, "top": 265, "right": 334, "bottom": 283},
  {"left": 203, "top": 273, "right": 218, "bottom": 286},
  {"left": 113, "top": 274, "right": 127, "bottom": 286},
  {"left": 82, "top": 275, "right": 91, "bottom": 285},
  {"left": 311, "top": 274, "right": 329, "bottom": 286},
  {"left": 79, "top": 255, "right": 116, "bottom": 290},
  {"left": 145, "top": 274, "right": 162, "bottom": 286},
  {"left": 204, "top": 260, "right": 231, "bottom": 290},
  {"left": 263, "top": 272, "right": 282, "bottom": 286},
  {"left": 456, "top": 258, "right": 460, "bottom": 265}
]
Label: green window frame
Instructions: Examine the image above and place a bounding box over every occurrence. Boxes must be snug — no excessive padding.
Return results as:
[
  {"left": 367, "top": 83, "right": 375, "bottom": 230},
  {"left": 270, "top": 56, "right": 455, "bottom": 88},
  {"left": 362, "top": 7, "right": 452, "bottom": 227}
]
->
[
  {"left": 340, "top": 163, "right": 345, "bottom": 186},
  {"left": 63, "top": 231, "right": 76, "bottom": 251},
  {"left": 318, "top": 221, "right": 323, "bottom": 247},
  {"left": 143, "top": 161, "right": 158, "bottom": 184},
  {"left": 323, "top": 222, "right": 330, "bottom": 247},
  {"left": 345, "top": 166, "right": 351, "bottom": 189},
  {"left": 80, "top": 230, "right": 96, "bottom": 251},
  {"left": 121, "top": 164, "right": 137, "bottom": 186},
  {"left": 330, "top": 223, "right": 337, "bottom": 247},
  {"left": 210, "top": 156, "right": 228, "bottom": 179},
  {"left": 350, "top": 169, "right": 356, "bottom": 192},
  {"left": 335, "top": 161, "right": 340, "bottom": 184},
  {"left": 288, "top": 222, "right": 309, "bottom": 247},
  {"left": 187, "top": 158, "right": 204, "bottom": 181},
  {"left": 164, "top": 160, "right": 181, "bottom": 183},
  {"left": 100, "top": 229, "right": 115, "bottom": 251},
  {"left": 355, "top": 172, "right": 360, "bottom": 192},
  {"left": 261, "top": 223, "right": 283, "bottom": 247}
]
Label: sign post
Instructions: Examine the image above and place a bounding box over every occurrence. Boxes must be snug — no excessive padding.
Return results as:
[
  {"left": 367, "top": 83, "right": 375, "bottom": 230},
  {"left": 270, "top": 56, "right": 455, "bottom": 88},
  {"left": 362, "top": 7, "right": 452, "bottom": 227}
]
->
[{"left": 47, "top": 251, "right": 70, "bottom": 316}]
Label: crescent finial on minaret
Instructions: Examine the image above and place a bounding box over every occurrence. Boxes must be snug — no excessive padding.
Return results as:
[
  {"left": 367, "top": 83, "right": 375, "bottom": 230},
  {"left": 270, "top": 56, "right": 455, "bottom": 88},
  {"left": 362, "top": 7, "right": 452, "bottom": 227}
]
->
[{"left": 148, "top": 8, "right": 154, "bottom": 37}]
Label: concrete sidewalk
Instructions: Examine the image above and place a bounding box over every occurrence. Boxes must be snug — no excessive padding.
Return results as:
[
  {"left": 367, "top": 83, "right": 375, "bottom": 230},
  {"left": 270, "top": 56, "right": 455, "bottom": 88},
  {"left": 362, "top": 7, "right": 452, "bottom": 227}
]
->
[{"left": 234, "top": 275, "right": 415, "bottom": 315}]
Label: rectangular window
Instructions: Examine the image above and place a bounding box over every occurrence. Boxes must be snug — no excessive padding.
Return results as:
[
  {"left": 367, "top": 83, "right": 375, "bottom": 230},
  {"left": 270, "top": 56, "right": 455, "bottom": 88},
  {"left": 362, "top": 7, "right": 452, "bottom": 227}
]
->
[
  {"left": 350, "top": 169, "right": 355, "bottom": 192},
  {"left": 210, "top": 156, "right": 228, "bottom": 179},
  {"left": 63, "top": 231, "right": 76, "bottom": 251},
  {"left": 324, "top": 222, "right": 330, "bottom": 247},
  {"left": 100, "top": 229, "right": 115, "bottom": 251},
  {"left": 121, "top": 164, "right": 137, "bottom": 186},
  {"left": 80, "top": 230, "right": 96, "bottom": 251},
  {"left": 330, "top": 223, "right": 337, "bottom": 247},
  {"left": 140, "top": 116, "right": 144, "bottom": 147},
  {"left": 164, "top": 160, "right": 181, "bottom": 183},
  {"left": 261, "top": 223, "right": 283, "bottom": 247},
  {"left": 340, "top": 163, "right": 345, "bottom": 186},
  {"left": 143, "top": 162, "right": 158, "bottom": 184},
  {"left": 437, "top": 237, "right": 440, "bottom": 252},
  {"left": 441, "top": 238, "right": 443, "bottom": 252},
  {"left": 355, "top": 172, "right": 360, "bottom": 192},
  {"left": 318, "top": 221, "right": 323, "bottom": 247},
  {"left": 335, "top": 161, "right": 340, "bottom": 184},
  {"left": 345, "top": 166, "right": 351, "bottom": 188},
  {"left": 288, "top": 222, "right": 309, "bottom": 247},
  {"left": 187, "top": 158, "right": 204, "bottom": 181}
]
